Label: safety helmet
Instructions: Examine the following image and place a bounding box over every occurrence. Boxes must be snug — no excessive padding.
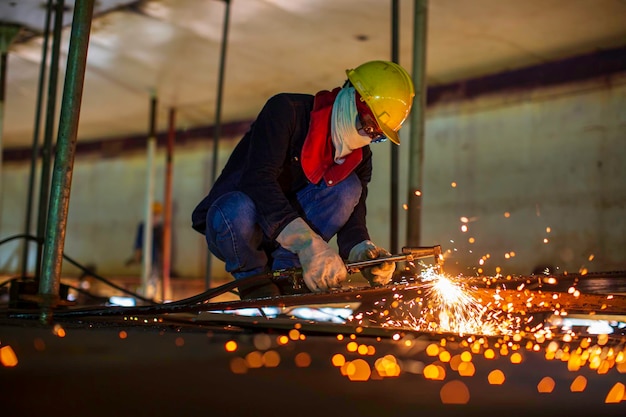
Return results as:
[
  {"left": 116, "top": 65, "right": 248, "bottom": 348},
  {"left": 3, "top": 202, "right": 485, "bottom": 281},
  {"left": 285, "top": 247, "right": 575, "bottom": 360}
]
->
[
  {"left": 152, "top": 201, "right": 163, "bottom": 215},
  {"left": 346, "top": 60, "right": 415, "bottom": 145}
]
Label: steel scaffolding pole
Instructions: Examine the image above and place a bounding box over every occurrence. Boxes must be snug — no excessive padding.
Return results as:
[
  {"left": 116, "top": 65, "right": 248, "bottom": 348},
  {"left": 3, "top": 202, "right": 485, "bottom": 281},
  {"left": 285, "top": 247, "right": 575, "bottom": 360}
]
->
[
  {"left": 35, "top": 0, "right": 66, "bottom": 281},
  {"left": 142, "top": 94, "right": 157, "bottom": 298},
  {"left": 390, "top": 0, "right": 400, "bottom": 253},
  {"left": 39, "top": 0, "right": 95, "bottom": 324},
  {"left": 206, "top": 0, "right": 231, "bottom": 290},
  {"left": 162, "top": 107, "right": 176, "bottom": 301},
  {"left": 406, "top": 0, "right": 429, "bottom": 247},
  {"left": 21, "top": 0, "right": 54, "bottom": 278},
  {"left": 0, "top": 24, "right": 21, "bottom": 230}
]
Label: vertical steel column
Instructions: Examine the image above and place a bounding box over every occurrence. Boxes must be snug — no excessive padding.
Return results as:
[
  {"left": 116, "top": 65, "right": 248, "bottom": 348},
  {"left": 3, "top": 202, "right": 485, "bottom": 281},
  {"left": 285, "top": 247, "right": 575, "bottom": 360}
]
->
[
  {"left": 142, "top": 94, "right": 157, "bottom": 298},
  {"left": 389, "top": 0, "right": 400, "bottom": 253},
  {"left": 39, "top": 0, "right": 95, "bottom": 323},
  {"left": 162, "top": 107, "right": 176, "bottom": 301},
  {"left": 0, "top": 48, "right": 6, "bottom": 202},
  {"left": 22, "top": 0, "right": 54, "bottom": 278},
  {"left": 36, "top": 0, "right": 66, "bottom": 281},
  {"left": 206, "top": 0, "right": 231, "bottom": 290},
  {"left": 0, "top": 24, "right": 21, "bottom": 223},
  {"left": 406, "top": 0, "right": 429, "bottom": 246}
]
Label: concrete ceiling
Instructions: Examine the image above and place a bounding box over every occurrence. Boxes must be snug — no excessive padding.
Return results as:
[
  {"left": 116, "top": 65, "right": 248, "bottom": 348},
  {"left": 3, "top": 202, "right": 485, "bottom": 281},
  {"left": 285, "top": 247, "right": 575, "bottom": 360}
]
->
[{"left": 2, "top": 0, "right": 626, "bottom": 149}]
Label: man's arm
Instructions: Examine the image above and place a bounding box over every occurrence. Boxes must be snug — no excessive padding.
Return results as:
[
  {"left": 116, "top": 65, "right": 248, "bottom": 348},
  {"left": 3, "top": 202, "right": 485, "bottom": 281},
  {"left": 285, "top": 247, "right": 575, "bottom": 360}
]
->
[
  {"left": 237, "top": 93, "right": 303, "bottom": 239},
  {"left": 337, "top": 146, "right": 373, "bottom": 259}
]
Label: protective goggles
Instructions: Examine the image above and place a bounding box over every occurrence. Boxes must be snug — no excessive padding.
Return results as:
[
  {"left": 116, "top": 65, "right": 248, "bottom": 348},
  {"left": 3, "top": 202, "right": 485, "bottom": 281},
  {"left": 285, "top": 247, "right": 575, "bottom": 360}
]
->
[
  {"left": 358, "top": 112, "right": 387, "bottom": 143},
  {"left": 355, "top": 91, "right": 387, "bottom": 143}
]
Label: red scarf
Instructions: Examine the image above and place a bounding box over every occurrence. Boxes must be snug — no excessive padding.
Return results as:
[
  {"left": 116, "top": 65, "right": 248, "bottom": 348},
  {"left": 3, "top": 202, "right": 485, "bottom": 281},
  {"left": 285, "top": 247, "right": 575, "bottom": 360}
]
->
[{"left": 301, "top": 88, "right": 363, "bottom": 186}]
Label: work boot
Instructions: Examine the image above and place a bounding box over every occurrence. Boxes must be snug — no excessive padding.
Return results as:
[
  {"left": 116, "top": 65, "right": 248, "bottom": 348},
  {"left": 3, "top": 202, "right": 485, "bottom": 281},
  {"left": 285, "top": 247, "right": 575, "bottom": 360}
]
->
[{"left": 237, "top": 279, "right": 281, "bottom": 300}]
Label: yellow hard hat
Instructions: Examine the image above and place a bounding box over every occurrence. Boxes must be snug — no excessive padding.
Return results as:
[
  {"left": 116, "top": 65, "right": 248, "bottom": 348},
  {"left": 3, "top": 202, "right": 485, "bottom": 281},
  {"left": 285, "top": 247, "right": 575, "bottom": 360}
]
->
[
  {"left": 152, "top": 202, "right": 163, "bottom": 215},
  {"left": 346, "top": 60, "right": 415, "bottom": 145}
]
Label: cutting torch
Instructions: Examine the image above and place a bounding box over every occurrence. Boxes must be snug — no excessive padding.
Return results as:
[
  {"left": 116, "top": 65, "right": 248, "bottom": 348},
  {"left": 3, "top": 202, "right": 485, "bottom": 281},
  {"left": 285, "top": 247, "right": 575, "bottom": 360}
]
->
[{"left": 269, "top": 245, "right": 444, "bottom": 294}]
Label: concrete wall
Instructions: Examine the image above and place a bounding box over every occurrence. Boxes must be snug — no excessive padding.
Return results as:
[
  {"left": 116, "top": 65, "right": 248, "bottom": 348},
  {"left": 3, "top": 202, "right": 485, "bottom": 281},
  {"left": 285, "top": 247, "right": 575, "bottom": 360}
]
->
[
  {"left": 1, "top": 72, "right": 624, "bottom": 281},
  {"left": 0, "top": 142, "right": 224, "bottom": 280},
  {"left": 420, "top": 73, "right": 626, "bottom": 276}
]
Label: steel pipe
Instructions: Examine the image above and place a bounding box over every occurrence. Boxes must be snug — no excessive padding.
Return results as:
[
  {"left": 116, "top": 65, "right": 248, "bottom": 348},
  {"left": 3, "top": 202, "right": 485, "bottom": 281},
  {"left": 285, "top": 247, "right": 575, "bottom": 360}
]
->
[
  {"left": 142, "top": 93, "right": 157, "bottom": 298},
  {"left": 206, "top": 0, "right": 231, "bottom": 289},
  {"left": 163, "top": 107, "right": 176, "bottom": 301},
  {"left": 21, "top": 0, "right": 54, "bottom": 278},
  {"left": 406, "top": 0, "right": 428, "bottom": 246},
  {"left": 39, "top": 0, "right": 95, "bottom": 323},
  {"left": 0, "top": 24, "right": 22, "bottom": 223},
  {"left": 36, "top": 0, "right": 66, "bottom": 280},
  {"left": 389, "top": 0, "right": 400, "bottom": 253}
]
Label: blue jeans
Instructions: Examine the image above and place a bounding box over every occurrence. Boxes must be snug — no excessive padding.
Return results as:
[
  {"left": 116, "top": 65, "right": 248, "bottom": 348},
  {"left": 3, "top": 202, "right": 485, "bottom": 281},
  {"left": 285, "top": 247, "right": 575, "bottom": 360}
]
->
[{"left": 204, "top": 172, "right": 361, "bottom": 280}]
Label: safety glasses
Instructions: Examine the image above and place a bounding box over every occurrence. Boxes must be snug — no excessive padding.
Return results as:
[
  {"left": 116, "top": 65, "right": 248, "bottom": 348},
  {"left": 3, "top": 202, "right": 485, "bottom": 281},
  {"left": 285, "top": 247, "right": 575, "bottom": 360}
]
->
[
  {"left": 358, "top": 111, "right": 387, "bottom": 143},
  {"left": 354, "top": 91, "right": 387, "bottom": 143}
]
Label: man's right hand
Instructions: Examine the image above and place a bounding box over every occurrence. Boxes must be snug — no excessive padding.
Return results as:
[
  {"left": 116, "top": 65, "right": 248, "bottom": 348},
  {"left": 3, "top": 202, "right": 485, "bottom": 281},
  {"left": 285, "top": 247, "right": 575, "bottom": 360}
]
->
[
  {"left": 276, "top": 218, "right": 347, "bottom": 292},
  {"left": 348, "top": 240, "right": 395, "bottom": 286}
]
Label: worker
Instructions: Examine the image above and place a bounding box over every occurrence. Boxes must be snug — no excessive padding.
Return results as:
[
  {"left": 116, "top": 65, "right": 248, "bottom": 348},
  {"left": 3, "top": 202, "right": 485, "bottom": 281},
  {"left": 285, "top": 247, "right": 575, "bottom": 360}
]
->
[
  {"left": 192, "top": 60, "right": 415, "bottom": 299},
  {"left": 126, "top": 202, "right": 164, "bottom": 287}
]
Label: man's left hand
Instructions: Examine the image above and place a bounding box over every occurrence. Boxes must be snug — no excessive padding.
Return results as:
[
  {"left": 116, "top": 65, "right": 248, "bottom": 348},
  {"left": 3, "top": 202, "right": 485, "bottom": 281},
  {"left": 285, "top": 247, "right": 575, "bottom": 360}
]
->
[{"left": 348, "top": 240, "right": 395, "bottom": 286}]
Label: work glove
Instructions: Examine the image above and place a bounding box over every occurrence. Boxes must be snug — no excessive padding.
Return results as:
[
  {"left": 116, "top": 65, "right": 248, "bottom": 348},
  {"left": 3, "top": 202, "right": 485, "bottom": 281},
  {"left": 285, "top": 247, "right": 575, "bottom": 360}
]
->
[
  {"left": 348, "top": 240, "right": 395, "bottom": 286},
  {"left": 276, "top": 218, "right": 347, "bottom": 292}
]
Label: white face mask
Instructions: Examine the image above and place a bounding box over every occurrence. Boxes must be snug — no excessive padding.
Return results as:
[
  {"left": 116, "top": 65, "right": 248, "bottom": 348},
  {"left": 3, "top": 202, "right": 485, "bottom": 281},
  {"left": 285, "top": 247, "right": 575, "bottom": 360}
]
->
[{"left": 330, "top": 86, "right": 371, "bottom": 163}]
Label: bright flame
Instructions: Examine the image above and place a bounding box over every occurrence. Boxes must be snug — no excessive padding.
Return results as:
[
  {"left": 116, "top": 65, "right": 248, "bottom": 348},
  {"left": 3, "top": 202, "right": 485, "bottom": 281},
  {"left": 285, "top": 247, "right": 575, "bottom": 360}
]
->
[{"left": 357, "top": 266, "right": 521, "bottom": 336}]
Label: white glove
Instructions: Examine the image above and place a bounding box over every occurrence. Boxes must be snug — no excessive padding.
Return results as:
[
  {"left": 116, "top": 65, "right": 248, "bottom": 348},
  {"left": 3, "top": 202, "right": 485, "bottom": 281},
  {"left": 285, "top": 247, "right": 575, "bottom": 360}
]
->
[
  {"left": 276, "top": 218, "right": 347, "bottom": 292},
  {"left": 348, "top": 240, "right": 395, "bottom": 286}
]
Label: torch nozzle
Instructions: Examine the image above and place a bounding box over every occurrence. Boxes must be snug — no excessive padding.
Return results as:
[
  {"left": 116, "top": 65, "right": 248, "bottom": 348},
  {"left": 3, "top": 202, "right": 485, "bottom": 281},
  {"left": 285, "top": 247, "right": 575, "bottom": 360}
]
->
[
  {"left": 402, "top": 245, "right": 444, "bottom": 266},
  {"left": 345, "top": 245, "right": 444, "bottom": 274}
]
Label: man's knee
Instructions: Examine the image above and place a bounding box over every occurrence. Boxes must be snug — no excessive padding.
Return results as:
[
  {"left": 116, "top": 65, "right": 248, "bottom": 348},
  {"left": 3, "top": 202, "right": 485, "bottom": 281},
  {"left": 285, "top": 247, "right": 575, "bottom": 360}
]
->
[{"left": 207, "top": 192, "right": 256, "bottom": 232}]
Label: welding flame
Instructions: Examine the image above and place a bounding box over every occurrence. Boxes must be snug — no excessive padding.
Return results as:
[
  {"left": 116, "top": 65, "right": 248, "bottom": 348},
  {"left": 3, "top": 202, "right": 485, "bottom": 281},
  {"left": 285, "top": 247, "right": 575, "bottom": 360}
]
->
[
  {"left": 418, "top": 267, "right": 495, "bottom": 335},
  {"left": 352, "top": 265, "right": 521, "bottom": 336}
]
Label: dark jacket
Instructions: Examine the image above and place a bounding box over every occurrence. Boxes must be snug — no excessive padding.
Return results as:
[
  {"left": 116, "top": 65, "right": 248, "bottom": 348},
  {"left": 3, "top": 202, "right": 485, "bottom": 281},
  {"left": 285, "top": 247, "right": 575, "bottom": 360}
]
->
[{"left": 191, "top": 92, "right": 372, "bottom": 259}]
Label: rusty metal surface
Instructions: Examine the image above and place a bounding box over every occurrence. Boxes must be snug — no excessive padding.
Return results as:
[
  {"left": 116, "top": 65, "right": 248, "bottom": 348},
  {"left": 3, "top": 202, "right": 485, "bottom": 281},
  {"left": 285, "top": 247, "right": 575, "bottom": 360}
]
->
[
  {"left": 0, "top": 312, "right": 625, "bottom": 416},
  {"left": 2, "top": 268, "right": 626, "bottom": 416}
]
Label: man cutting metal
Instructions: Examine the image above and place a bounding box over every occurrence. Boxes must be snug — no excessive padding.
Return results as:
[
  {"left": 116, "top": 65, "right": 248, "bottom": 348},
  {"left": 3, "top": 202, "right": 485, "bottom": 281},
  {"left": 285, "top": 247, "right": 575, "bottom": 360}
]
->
[{"left": 192, "top": 60, "right": 415, "bottom": 299}]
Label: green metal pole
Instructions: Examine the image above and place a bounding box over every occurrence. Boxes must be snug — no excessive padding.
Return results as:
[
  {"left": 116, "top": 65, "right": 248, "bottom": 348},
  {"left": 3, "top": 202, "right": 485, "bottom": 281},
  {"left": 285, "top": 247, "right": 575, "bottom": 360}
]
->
[
  {"left": 36, "top": 0, "right": 66, "bottom": 281},
  {"left": 390, "top": 0, "right": 400, "bottom": 253},
  {"left": 0, "top": 24, "right": 21, "bottom": 236},
  {"left": 162, "top": 107, "right": 176, "bottom": 301},
  {"left": 0, "top": 52, "right": 5, "bottom": 193},
  {"left": 22, "top": 0, "right": 54, "bottom": 278},
  {"left": 406, "top": 0, "right": 428, "bottom": 247},
  {"left": 142, "top": 93, "right": 157, "bottom": 298},
  {"left": 206, "top": 0, "right": 231, "bottom": 290},
  {"left": 39, "top": 0, "right": 95, "bottom": 324}
]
